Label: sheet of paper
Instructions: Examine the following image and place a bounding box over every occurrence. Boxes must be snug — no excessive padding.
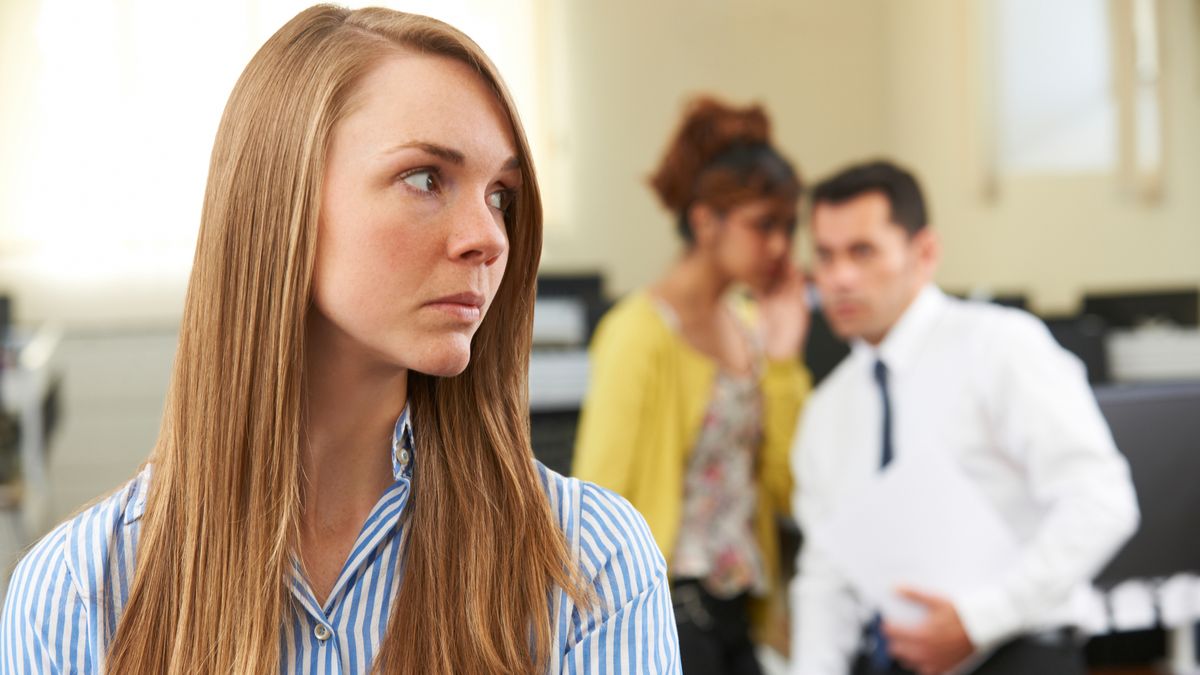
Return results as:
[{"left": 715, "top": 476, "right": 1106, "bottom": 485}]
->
[{"left": 808, "top": 449, "right": 1022, "bottom": 626}]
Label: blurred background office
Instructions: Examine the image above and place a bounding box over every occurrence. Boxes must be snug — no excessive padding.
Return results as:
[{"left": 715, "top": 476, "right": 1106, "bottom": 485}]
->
[{"left": 1, "top": 1, "right": 1198, "bottom": 673}]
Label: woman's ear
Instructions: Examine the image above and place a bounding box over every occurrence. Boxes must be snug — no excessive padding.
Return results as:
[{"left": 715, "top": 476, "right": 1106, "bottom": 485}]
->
[{"left": 687, "top": 203, "right": 721, "bottom": 248}]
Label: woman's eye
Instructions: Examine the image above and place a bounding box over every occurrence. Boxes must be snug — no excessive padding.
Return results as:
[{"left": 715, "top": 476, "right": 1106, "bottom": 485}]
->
[
  {"left": 487, "top": 188, "right": 515, "bottom": 213},
  {"left": 400, "top": 169, "right": 439, "bottom": 193},
  {"left": 756, "top": 216, "right": 795, "bottom": 235},
  {"left": 851, "top": 244, "right": 875, "bottom": 260}
]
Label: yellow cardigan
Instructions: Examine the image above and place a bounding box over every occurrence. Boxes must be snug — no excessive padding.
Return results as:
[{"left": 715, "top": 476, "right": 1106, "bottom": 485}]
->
[{"left": 572, "top": 290, "right": 811, "bottom": 606}]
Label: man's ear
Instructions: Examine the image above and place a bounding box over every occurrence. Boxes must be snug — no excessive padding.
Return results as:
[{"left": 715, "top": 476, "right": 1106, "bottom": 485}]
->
[{"left": 912, "top": 227, "right": 941, "bottom": 281}]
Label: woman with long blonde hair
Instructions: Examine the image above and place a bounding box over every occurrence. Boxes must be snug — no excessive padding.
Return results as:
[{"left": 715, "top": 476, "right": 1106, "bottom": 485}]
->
[{"left": 1, "top": 5, "right": 678, "bottom": 674}]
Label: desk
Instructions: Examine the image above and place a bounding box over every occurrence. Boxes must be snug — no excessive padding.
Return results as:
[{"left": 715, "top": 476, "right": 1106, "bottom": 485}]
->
[{"left": 1081, "top": 382, "right": 1200, "bottom": 674}]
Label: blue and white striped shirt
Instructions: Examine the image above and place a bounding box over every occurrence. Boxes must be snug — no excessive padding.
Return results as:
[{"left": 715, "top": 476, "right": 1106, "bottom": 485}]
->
[{"left": 1, "top": 409, "right": 680, "bottom": 674}]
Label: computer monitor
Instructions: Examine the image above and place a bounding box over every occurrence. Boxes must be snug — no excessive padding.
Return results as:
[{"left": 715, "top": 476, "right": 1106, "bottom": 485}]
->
[
  {"left": 536, "top": 273, "right": 609, "bottom": 344},
  {"left": 1084, "top": 289, "right": 1199, "bottom": 329},
  {"left": 1093, "top": 381, "right": 1200, "bottom": 585},
  {"left": 1044, "top": 315, "right": 1111, "bottom": 385},
  {"left": 0, "top": 294, "right": 10, "bottom": 346}
]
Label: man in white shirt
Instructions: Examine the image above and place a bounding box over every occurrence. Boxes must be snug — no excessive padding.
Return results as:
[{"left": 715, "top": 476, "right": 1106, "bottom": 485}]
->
[{"left": 788, "top": 160, "right": 1139, "bottom": 675}]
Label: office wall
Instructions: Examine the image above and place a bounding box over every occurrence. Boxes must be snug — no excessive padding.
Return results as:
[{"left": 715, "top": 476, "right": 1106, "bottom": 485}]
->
[
  {"left": 539, "top": 0, "right": 891, "bottom": 297},
  {"left": 543, "top": 1, "right": 1200, "bottom": 314},
  {"left": 0, "top": 0, "right": 38, "bottom": 253},
  {"left": 3, "top": 2, "right": 1197, "bottom": 318},
  {"left": 0, "top": 0, "right": 546, "bottom": 328},
  {"left": 881, "top": 0, "right": 1200, "bottom": 314}
]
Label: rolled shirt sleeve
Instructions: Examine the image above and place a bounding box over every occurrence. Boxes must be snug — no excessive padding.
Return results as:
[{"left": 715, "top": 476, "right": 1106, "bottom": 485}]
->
[{"left": 955, "top": 314, "right": 1140, "bottom": 650}]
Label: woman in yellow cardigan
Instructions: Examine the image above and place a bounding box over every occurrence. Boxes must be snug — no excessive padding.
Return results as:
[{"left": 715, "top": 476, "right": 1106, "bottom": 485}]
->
[{"left": 573, "top": 97, "right": 811, "bottom": 675}]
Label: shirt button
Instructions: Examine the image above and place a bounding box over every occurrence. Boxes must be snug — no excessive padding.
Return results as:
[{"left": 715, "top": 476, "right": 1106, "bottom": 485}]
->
[
  {"left": 314, "top": 624, "right": 332, "bottom": 642},
  {"left": 398, "top": 449, "right": 410, "bottom": 465}
]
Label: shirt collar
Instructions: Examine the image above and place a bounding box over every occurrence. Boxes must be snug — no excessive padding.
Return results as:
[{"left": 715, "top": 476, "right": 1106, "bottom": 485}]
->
[
  {"left": 850, "top": 284, "right": 948, "bottom": 373},
  {"left": 390, "top": 403, "right": 415, "bottom": 481},
  {"left": 125, "top": 465, "right": 152, "bottom": 523}
]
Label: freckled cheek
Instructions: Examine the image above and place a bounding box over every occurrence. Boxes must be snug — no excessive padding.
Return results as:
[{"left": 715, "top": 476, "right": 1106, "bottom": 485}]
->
[
  {"left": 360, "top": 214, "right": 439, "bottom": 270},
  {"left": 333, "top": 223, "right": 427, "bottom": 314},
  {"left": 484, "top": 251, "right": 510, "bottom": 306},
  {"left": 371, "top": 236, "right": 410, "bottom": 274}
]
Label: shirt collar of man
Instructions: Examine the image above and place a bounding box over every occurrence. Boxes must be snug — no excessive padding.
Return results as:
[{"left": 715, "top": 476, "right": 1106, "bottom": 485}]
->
[{"left": 850, "top": 283, "right": 948, "bottom": 375}]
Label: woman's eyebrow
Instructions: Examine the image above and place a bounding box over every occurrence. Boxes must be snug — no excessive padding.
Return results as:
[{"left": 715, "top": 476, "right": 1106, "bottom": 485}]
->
[
  {"left": 379, "top": 141, "right": 465, "bottom": 165},
  {"left": 378, "top": 141, "right": 521, "bottom": 173}
]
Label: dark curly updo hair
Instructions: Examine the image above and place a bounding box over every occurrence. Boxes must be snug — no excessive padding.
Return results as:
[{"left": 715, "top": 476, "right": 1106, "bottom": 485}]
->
[{"left": 649, "top": 96, "right": 802, "bottom": 244}]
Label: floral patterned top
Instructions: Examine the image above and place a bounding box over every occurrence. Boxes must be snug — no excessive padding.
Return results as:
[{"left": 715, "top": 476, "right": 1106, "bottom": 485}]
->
[{"left": 653, "top": 298, "right": 767, "bottom": 599}]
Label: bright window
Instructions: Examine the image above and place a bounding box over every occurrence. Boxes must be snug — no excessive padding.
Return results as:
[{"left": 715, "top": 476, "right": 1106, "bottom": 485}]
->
[
  {"left": 3, "top": 0, "right": 544, "bottom": 297},
  {"left": 993, "top": 0, "right": 1119, "bottom": 174}
]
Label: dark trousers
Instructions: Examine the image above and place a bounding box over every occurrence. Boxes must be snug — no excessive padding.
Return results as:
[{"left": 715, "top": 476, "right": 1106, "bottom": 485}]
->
[
  {"left": 672, "top": 580, "right": 762, "bottom": 675},
  {"left": 849, "top": 630, "right": 1085, "bottom": 675}
]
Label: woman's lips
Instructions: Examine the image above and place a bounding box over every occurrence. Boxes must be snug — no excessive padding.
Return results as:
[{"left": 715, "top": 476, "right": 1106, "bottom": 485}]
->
[{"left": 424, "top": 292, "right": 485, "bottom": 322}]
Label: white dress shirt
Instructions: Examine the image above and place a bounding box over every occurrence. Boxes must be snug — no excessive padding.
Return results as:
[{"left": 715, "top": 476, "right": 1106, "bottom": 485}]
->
[{"left": 788, "top": 285, "right": 1139, "bottom": 675}]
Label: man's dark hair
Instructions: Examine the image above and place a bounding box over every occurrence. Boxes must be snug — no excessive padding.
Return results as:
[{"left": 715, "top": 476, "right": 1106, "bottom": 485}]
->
[{"left": 810, "top": 160, "right": 928, "bottom": 235}]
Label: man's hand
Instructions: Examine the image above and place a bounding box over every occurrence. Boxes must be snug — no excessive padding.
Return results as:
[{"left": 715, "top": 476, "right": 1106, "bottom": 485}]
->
[{"left": 882, "top": 587, "right": 975, "bottom": 675}]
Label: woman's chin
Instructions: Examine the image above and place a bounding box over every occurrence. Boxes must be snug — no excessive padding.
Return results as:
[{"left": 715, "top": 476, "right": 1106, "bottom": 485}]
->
[
  {"left": 408, "top": 342, "right": 473, "bottom": 378},
  {"left": 421, "top": 360, "right": 470, "bottom": 378}
]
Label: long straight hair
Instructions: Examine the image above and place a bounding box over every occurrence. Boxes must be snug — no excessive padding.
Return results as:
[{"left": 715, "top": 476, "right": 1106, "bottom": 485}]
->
[{"left": 105, "top": 6, "right": 586, "bottom": 673}]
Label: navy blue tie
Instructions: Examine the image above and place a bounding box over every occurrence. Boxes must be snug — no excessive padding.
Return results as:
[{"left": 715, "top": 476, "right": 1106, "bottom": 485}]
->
[
  {"left": 868, "top": 359, "right": 894, "bottom": 671},
  {"left": 874, "top": 359, "right": 894, "bottom": 468}
]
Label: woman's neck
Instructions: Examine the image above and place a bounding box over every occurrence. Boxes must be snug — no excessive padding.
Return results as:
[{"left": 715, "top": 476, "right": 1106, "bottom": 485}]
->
[
  {"left": 655, "top": 251, "right": 730, "bottom": 318},
  {"left": 302, "top": 316, "right": 407, "bottom": 534}
]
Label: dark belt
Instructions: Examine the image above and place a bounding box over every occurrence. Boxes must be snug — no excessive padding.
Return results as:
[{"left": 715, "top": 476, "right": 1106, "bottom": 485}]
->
[
  {"left": 669, "top": 578, "right": 752, "bottom": 633},
  {"left": 854, "top": 624, "right": 1079, "bottom": 673},
  {"left": 858, "top": 622, "right": 1077, "bottom": 647}
]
